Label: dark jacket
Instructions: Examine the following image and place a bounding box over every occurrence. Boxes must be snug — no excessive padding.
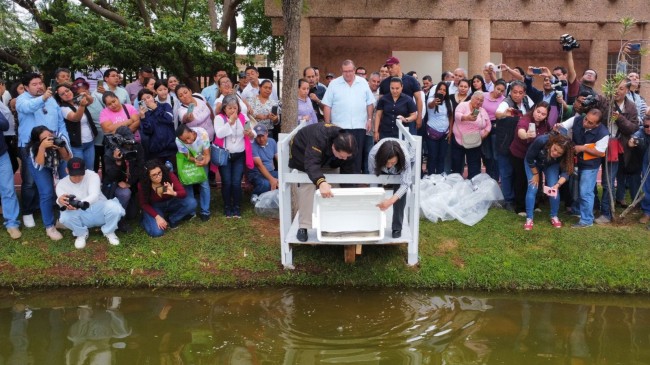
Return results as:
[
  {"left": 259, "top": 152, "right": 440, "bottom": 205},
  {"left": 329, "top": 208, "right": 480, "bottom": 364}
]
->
[
  {"left": 139, "top": 102, "right": 177, "bottom": 158},
  {"left": 608, "top": 97, "right": 639, "bottom": 167},
  {"left": 288, "top": 123, "right": 355, "bottom": 185},
  {"left": 572, "top": 115, "right": 609, "bottom": 170},
  {"left": 0, "top": 111, "right": 8, "bottom": 156},
  {"left": 62, "top": 103, "right": 98, "bottom": 147}
]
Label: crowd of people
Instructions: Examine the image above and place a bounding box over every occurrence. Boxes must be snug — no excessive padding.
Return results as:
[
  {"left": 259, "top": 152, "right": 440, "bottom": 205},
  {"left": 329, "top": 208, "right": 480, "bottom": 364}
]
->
[{"left": 1, "top": 45, "right": 650, "bottom": 248}]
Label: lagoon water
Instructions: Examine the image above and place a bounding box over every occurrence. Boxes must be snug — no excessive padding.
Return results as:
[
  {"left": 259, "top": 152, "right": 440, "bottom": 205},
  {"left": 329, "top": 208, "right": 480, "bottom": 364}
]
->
[{"left": 0, "top": 287, "right": 648, "bottom": 364}]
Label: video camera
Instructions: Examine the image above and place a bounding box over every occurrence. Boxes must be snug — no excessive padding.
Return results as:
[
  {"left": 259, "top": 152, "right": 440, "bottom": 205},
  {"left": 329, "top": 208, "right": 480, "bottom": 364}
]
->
[
  {"left": 581, "top": 94, "right": 598, "bottom": 110},
  {"left": 560, "top": 34, "right": 580, "bottom": 51},
  {"left": 60, "top": 194, "right": 89, "bottom": 211},
  {"left": 105, "top": 133, "right": 138, "bottom": 160},
  {"left": 550, "top": 77, "right": 568, "bottom": 98}
]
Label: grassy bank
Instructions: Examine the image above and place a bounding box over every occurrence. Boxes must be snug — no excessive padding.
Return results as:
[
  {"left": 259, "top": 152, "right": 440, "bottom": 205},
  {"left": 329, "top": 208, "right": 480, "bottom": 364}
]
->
[{"left": 1, "top": 204, "right": 649, "bottom": 292}]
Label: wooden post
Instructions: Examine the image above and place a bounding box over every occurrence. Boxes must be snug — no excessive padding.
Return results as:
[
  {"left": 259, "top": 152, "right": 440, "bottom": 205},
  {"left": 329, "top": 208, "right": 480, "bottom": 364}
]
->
[{"left": 344, "top": 245, "right": 356, "bottom": 263}]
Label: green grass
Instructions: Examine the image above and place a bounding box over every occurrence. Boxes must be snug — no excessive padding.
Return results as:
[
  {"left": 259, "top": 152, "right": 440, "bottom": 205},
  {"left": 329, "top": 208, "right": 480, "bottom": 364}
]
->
[{"left": 1, "top": 203, "right": 649, "bottom": 292}]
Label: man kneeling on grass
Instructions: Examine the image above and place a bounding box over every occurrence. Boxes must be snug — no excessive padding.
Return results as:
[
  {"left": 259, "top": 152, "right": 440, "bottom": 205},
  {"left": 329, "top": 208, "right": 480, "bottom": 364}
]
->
[{"left": 56, "top": 157, "right": 125, "bottom": 249}]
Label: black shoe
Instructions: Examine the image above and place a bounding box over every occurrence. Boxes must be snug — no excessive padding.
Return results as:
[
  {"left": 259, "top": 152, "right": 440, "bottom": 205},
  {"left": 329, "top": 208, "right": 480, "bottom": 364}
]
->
[
  {"left": 392, "top": 230, "right": 401, "bottom": 238},
  {"left": 297, "top": 228, "right": 308, "bottom": 242},
  {"left": 169, "top": 221, "right": 180, "bottom": 230},
  {"left": 199, "top": 214, "right": 210, "bottom": 222},
  {"left": 117, "top": 219, "right": 131, "bottom": 233}
]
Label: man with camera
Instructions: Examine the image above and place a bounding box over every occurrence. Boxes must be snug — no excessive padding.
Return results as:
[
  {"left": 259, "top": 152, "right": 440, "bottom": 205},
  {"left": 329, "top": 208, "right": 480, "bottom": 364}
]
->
[
  {"left": 561, "top": 34, "right": 599, "bottom": 104},
  {"left": 56, "top": 157, "right": 125, "bottom": 249},
  {"left": 523, "top": 66, "right": 564, "bottom": 126}
]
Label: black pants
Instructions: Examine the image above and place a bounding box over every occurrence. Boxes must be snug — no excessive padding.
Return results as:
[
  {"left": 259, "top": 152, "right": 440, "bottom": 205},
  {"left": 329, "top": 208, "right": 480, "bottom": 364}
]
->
[
  {"left": 510, "top": 154, "right": 527, "bottom": 213},
  {"left": 391, "top": 185, "right": 407, "bottom": 231},
  {"left": 342, "top": 128, "right": 367, "bottom": 174}
]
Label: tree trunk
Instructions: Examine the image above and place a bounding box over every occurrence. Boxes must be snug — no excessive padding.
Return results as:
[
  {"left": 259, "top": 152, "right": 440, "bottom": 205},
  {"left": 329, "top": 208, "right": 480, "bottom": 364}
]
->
[
  {"left": 228, "top": 13, "right": 237, "bottom": 54},
  {"left": 78, "top": 0, "right": 127, "bottom": 26},
  {"left": 281, "top": 0, "right": 303, "bottom": 133},
  {"left": 207, "top": 0, "right": 218, "bottom": 48}
]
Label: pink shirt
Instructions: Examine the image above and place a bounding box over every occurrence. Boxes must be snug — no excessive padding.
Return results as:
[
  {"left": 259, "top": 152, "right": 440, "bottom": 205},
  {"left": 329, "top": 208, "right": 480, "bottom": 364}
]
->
[
  {"left": 453, "top": 101, "right": 491, "bottom": 146},
  {"left": 482, "top": 94, "right": 505, "bottom": 121},
  {"left": 99, "top": 104, "right": 141, "bottom": 141}
]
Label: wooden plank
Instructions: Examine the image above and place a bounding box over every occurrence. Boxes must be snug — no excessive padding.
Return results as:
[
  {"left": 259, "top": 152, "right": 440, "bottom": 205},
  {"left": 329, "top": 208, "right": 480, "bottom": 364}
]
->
[
  {"left": 355, "top": 244, "right": 362, "bottom": 255},
  {"left": 344, "top": 245, "right": 356, "bottom": 263}
]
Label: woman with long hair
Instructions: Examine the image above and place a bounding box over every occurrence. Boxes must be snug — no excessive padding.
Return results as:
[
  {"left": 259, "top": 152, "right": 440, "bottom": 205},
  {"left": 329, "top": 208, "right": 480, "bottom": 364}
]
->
[
  {"left": 214, "top": 94, "right": 256, "bottom": 218},
  {"left": 26, "top": 126, "right": 72, "bottom": 240},
  {"left": 138, "top": 160, "right": 197, "bottom": 237},
  {"left": 523, "top": 133, "right": 574, "bottom": 230},
  {"left": 176, "top": 84, "right": 215, "bottom": 141},
  {"left": 55, "top": 83, "right": 97, "bottom": 169},
  {"left": 246, "top": 79, "right": 278, "bottom": 133},
  {"left": 215, "top": 76, "right": 252, "bottom": 116},
  {"left": 297, "top": 79, "right": 317, "bottom": 126},
  {"left": 154, "top": 79, "right": 180, "bottom": 128},
  {"left": 481, "top": 79, "right": 507, "bottom": 180},
  {"left": 368, "top": 138, "right": 415, "bottom": 238},
  {"left": 425, "top": 81, "right": 453, "bottom": 175},
  {"left": 166, "top": 75, "right": 180, "bottom": 97},
  {"left": 470, "top": 74, "right": 488, "bottom": 94},
  {"left": 510, "top": 101, "right": 551, "bottom": 215}
]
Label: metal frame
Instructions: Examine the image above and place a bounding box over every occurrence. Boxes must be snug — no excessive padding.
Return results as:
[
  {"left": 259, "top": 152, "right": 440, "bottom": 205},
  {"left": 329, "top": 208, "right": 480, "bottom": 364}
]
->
[{"left": 278, "top": 122, "right": 421, "bottom": 269}]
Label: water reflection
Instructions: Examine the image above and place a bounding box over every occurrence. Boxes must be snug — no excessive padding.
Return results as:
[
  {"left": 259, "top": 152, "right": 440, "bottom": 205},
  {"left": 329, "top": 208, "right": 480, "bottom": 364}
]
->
[{"left": 0, "top": 288, "right": 649, "bottom": 364}]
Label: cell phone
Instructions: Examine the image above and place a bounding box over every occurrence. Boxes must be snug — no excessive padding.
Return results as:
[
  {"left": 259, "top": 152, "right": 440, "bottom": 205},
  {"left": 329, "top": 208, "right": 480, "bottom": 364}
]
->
[
  {"left": 50, "top": 79, "right": 56, "bottom": 90},
  {"left": 187, "top": 103, "right": 195, "bottom": 114},
  {"left": 532, "top": 67, "right": 542, "bottom": 75},
  {"left": 528, "top": 122, "right": 536, "bottom": 134},
  {"left": 543, "top": 186, "right": 558, "bottom": 197},
  {"left": 271, "top": 105, "right": 278, "bottom": 115},
  {"left": 434, "top": 93, "right": 444, "bottom": 101},
  {"left": 494, "top": 65, "right": 502, "bottom": 72},
  {"left": 244, "top": 120, "right": 251, "bottom": 130},
  {"left": 139, "top": 100, "right": 147, "bottom": 109},
  {"left": 472, "top": 108, "right": 479, "bottom": 117},
  {"left": 512, "top": 109, "right": 523, "bottom": 118},
  {"left": 630, "top": 43, "right": 641, "bottom": 52},
  {"left": 156, "top": 186, "right": 167, "bottom": 195},
  {"left": 97, "top": 80, "right": 104, "bottom": 89}
]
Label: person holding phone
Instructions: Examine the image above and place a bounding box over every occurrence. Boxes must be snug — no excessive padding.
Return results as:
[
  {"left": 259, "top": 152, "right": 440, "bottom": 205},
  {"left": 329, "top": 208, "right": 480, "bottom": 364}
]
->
[
  {"left": 425, "top": 81, "right": 453, "bottom": 175},
  {"left": 138, "top": 160, "right": 197, "bottom": 237},
  {"left": 214, "top": 95, "right": 256, "bottom": 218},
  {"left": 55, "top": 83, "right": 98, "bottom": 169},
  {"left": 176, "top": 84, "right": 215, "bottom": 141},
  {"left": 523, "top": 133, "right": 574, "bottom": 230},
  {"left": 137, "top": 88, "right": 176, "bottom": 163},
  {"left": 451, "top": 91, "right": 491, "bottom": 178}
]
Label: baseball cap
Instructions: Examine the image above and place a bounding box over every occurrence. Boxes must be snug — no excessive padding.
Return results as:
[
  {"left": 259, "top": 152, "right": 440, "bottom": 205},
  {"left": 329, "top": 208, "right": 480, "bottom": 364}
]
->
[
  {"left": 385, "top": 56, "right": 400, "bottom": 66},
  {"left": 68, "top": 157, "right": 86, "bottom": 176},
  {"left": 326, "top": 73, "right": 335, "bottom": 79},
  {"left": 254, "top": 124, "right": 268, "bottom": 135},
  {"left": 238, "top": 71, "right": 246, "bottom": 79}
]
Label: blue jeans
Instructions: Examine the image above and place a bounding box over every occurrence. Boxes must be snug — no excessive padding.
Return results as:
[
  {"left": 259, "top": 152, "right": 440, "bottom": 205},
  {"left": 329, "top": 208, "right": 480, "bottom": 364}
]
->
[
  {"left": 599, "top": 160, "right": 618, "bottom": 219},
  {"left": 497, "top": 151, "right": 514, "bottom": 202},
  {"left": 219, "top": 152, "right": 245, "bottom": 214},
  {"left": 486, "top": 127, "right": 500, "bottom": 181},
  {"left": 641, "top": 153, "right": 650, "bottom": 216},
  {"left": 70, "top": 142, "right": 95, "bottom": 171},
  {"left": 616, "top": 171, "right": 641, "bottom": 202},
  {"left": 27, "top": 159, "right": 67, "bottom": 229},
  {"left": 450, "top": 138, "right": 482, "bottom": 179},
  {"left": 59, "top": 198, "right": 125, "bottom": 237},
  {"left": 141, "top": 195, "right": 198, "bottom": 237},
  {"left": 249, "top": 170, "right": 278, "bottom": 196},
  {"left": 577, "top": 168, "right": 599, "bottom": 225},
  {"left": 183, "top": 165, "right": 210, "bottom": 216},
  {"left": 18, "top": 147, "right": 39, "bottom": 216},
  {"left": 524, "top": 163, "right": 560, "bottom": 220},
  {"left": 425, "top": 136, "right": 448, "bottom": 175},
  {"left": 0, "top": 152, "right": 20, "bottom": 229}
]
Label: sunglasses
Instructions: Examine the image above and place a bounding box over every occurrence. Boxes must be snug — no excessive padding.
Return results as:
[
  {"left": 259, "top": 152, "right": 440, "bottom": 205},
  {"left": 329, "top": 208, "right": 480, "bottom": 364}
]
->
[{"left": 644, "top": 125, "right": 650, "bottom": 129}]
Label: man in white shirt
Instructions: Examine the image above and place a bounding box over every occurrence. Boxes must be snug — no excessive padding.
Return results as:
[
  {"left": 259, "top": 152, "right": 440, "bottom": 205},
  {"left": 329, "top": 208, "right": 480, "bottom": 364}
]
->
[
  {"left": 241, "top": 66, "right": 278, "bottom": 102},
  {"left": 56, "top": 157, "right": 125, "bottom": 249},
  {"left": 321, "top": 59, "right": 375, "bottom": 173}
]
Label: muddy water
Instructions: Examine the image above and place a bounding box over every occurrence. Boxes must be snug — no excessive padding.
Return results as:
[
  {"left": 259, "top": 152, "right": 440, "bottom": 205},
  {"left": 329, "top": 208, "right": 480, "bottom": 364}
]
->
[{"left": 0, "top": 287, "right": 648, "bottom": 364}]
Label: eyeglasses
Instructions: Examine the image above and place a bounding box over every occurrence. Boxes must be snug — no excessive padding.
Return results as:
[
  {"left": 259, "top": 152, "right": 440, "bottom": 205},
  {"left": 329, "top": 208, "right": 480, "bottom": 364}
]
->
[
  {"left": 149, "top": 171, "right": 162, "bottom": 178},
  {"left": 643, "top": 125, "right": 650, "bottom": 129},
  {"left": 356, "top": 72, "right": 366, "bottom": 76}
]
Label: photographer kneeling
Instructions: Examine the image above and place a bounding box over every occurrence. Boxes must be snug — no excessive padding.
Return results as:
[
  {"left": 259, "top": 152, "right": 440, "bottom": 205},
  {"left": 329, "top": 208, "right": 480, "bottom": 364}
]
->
[
  {"left": 102, "top": 126, "right": 145, "bottom": 232},
  {"left": 56, "top": 157, "right": 125, "bottom": 249}
]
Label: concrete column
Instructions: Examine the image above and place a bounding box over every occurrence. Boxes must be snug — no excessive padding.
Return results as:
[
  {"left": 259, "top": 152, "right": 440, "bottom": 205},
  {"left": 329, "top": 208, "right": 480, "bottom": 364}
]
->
[
  {"left": 299, "top": 17, "right": 311, "bottom": 71},
  {"left": 641, "top": 24, "right": 650, "bottom": 103},
  {"left": 468, "top": 19, "right": 491, "bottom": 77},
  {"left": 442, "top": 35, "right": 459, "bottom": 73},
  {"left": 589, "top": 38, "right": 608, "bottom": 94}
]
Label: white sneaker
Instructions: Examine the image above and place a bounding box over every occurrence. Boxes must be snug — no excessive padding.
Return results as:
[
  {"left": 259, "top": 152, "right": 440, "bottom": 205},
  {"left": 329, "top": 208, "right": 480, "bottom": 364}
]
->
[
  {"left": 23, "top": 214, "right": 35, "bottom": 228},
  {"left": 74, "top": 234, "right": 88, "bottom": 249},
  {"left": 250, "top": 194, "right": 259, "bottom": 205},
  {"left": 45, "top": 227, "right": 63, "bottom": 241},
  {"left": 105, "top": 232, "right": 120, "bottom": 246}
]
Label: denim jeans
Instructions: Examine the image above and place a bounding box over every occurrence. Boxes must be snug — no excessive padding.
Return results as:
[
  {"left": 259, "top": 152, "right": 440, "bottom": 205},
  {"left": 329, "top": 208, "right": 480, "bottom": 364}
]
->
[
  {"left": 615, "top": 170, "right": 641, "bottom": 203},
  {"left": 524, "top": 162, "right": 560, "bottom": 220},
  {"left": 497, "top": 151, "right": 514, "bottom": 202},
  {"left": 249, "top": 170, "right": 278, "bottom": 196},
  {"left": 641, "top": 152, "right": 650, "bottom": 216},
  {"left": 59, "top": 198, "right": 125, "bottom": 237},
  {"left": 450, "top": 138, "right": 482, "bottom": 179},
  {"left": 0, "top": 151, "right": 20, "bottom": 229},
  {"left": 486, "top": 126, "right": 500, "bottom": 181},
  {"left": 425, "top": 136, "right": 448, "bottom": 175},
  {"left": 27, "top": 158, "right": 67, "bottom": 229},
  {"left": 219, "top": 152, "right": 245, "bottom": 214},
  {"left": 577, "top": 167, "right": 599, "bottom": 225},
  {"left": 141, "top": 195, "right": 198, "bottom": 237},
  {"left": 18, "top": 147, "right": 39, "bottom": 216},
  {"left": 183, "top": 165, "right": 210, "bottom": 216},
  {"left": 599, "top": 160, "right": 619, "bottom": 219},
  {"left": 70, "top": 142, "right": 95, "bottom": 172}
]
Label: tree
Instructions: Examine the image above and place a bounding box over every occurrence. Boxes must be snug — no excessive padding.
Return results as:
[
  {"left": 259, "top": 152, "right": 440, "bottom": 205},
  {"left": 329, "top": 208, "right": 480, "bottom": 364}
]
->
[
  {"left": 280, "top": 0, "right": 303, "bottom": 132},
  {"left": 239, "top": 0, "right": 283, "bottom": 65}
]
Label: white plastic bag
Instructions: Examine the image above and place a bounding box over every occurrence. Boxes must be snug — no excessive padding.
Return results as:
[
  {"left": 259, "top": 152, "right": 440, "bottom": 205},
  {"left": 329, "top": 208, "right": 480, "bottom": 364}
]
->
[
  {"left": 420, "top": 173, "right": 503, "bottom": 226},
  {"left": 254, "top": 190, "right": 280, "bottom": 218}
]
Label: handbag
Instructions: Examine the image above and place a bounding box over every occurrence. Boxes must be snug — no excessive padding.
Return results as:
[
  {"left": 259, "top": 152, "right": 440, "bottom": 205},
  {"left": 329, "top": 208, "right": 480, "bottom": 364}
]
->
[
  {"left": 176, "top": 152, "right": 207, "bottom": 185},
  {"left": 210, "top": 143, "right": 230, "bottom": 166},
  {"left": 426, "top": 125, "right": 447, "bottom": 140},
  {"left": 462, "top": 131, "right": 482, "bottom": 149},
  {"left": 606, "top": 138, "right": 623, "bottom": 162}
]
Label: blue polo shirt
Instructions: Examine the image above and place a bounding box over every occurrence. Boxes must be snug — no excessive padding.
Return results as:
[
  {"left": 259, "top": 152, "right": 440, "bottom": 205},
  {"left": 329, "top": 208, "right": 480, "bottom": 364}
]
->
[
  {"left": 376, "top": 93, "right": 417, "bottom": 137},
  {"left": 250, "top": 137, "right": 277, "bottom": 175},
  {"left": 379, "top": 74, "right": 421, "bottom": 98}
]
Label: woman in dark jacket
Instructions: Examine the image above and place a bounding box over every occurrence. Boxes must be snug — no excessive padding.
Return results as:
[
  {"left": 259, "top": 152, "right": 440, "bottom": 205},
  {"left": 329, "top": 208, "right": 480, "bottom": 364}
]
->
[{"left": 138, "top": 89, "right": 177, "bottom": 168}]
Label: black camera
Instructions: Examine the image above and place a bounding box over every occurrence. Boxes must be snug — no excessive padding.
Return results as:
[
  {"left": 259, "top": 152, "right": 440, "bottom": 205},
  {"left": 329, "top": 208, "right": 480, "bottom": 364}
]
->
[
  {"left": 105, "top": 133, "right": 138, "bottom": 160},
  {"left": 560, "top": 34, "right": 580, "bottom": 51},
  {"left": 52, "top": 137, "right": 67, "bottom": 148},
  {"left": 67, "top": 195, "right": 89, "bottom": 210},
  {"left": 581, "top": 94, "right": 598, "bottom": 110}
]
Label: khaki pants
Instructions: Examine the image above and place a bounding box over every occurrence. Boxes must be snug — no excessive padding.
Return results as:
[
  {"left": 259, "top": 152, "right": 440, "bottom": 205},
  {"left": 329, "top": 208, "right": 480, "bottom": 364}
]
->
[{"left": 297, "top": 167, "right": 339, "bottom": 229}]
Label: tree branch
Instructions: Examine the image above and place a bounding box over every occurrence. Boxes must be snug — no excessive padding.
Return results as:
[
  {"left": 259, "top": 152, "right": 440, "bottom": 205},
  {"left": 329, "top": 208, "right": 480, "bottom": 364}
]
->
[
  {"left": 135, "top": 0, "right": 151, "bottom": 29},
  {"left": 0, "top": 49, "right": 31, "bottom": 71},
  {"left": 94, "top": 0, "right": 117, "bottom": 12},
  {"left": 78, "top": 0, "right": 128, "bottom": 27},
  {"left": 11, "top": 0, "right": 52, "bottom": 33}
]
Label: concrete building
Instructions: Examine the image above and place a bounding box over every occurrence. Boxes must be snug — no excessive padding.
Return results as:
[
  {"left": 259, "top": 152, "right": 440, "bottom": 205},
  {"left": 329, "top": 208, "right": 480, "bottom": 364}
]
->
[{"left": 265, "top": 0, "right": 650, "bottom": 99}]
